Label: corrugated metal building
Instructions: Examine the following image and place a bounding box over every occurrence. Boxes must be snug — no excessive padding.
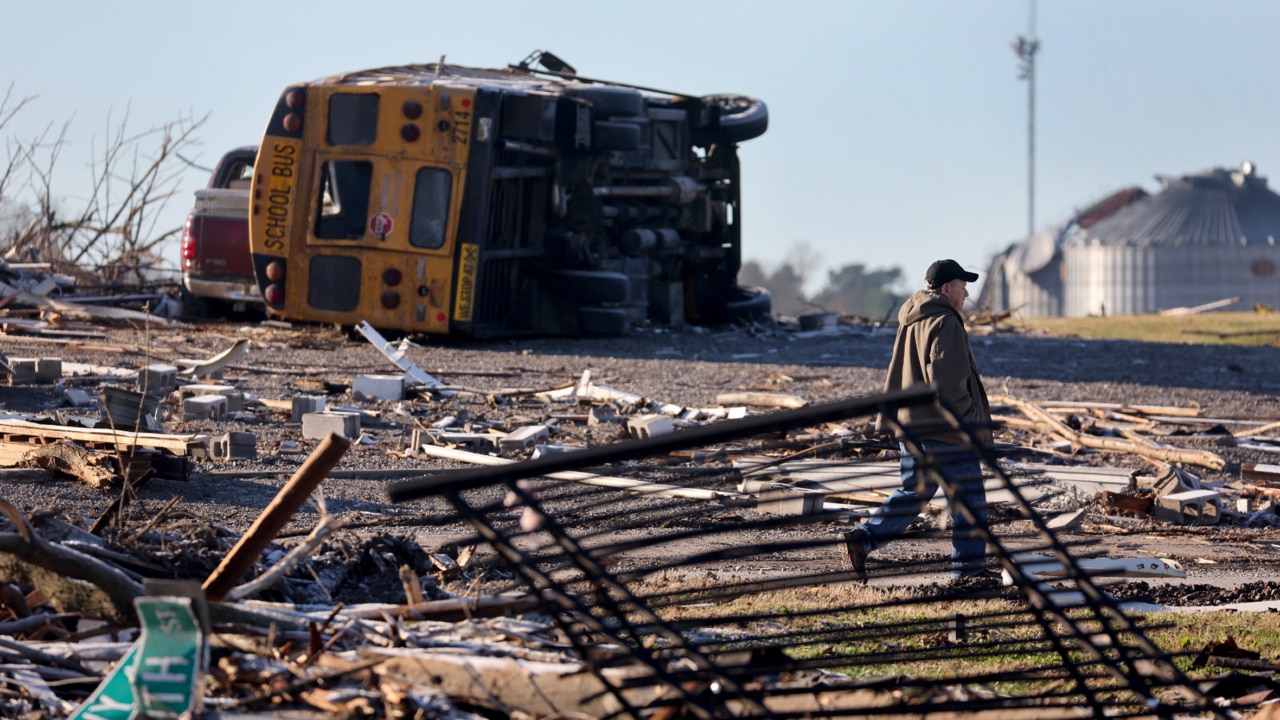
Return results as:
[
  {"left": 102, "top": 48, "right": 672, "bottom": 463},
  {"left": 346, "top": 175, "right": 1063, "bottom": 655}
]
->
[
  {"left": 981, "top": 223, "right": 1066, "bottom": 317},
  {"left": 1062, "top": 162, "right": 1280, "bottom": 316},
  {"left": 979, "top": 187, "right": 1146, "bottom": 317}
]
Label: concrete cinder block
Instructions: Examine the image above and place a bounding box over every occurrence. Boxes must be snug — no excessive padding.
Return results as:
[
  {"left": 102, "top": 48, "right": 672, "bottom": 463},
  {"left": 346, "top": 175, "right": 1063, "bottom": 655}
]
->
[
  {"left": 63, "top": 388, "right": 94, "bottom": 407},
  {"left": 101, "top": 386, "right": 161, "bottom": 429},
  {"left": 138, "top": 364, "right": 178, "bottom": 396},
  {"left": 211, "top": 431, "right": 257, "bottom": 461},
  {"left": 588, "top": 405, "right": 622, "bottom": 426},
  {"left": 176, "top": 384, "right": 244, "bottom": 412},
  {"left": 8, "top": 358, "right": 38, "bottom": 384},
  {"left": 302, "top": 411, "right": 361, "bottom": 440},
  {"left": 352, "top": 374, "right": 406, "bottom": 401},
  {"left": 757, "top": 484, "right": 825, "bottom": 516},
  {"left": 291, "top": 395, "right": 327, "bottom": 422},
  {"left": 627, "top": 414, "right": 674, "bottom": 439},
  {"left": 405, "top": 428, "right": 427, "bottom": 455},
  {"left": 183, "top": 394, "right": 228, "bottom": 421},
  {"left": 1155, "top": 489, "right": 1220, "bottom": 525},
  {"left": 500, "top": 425, "right": 551, "bottom": 453},
  {"left": 432, "top": 431, "right": 499, "bottom": 452},
  {"left": 531, "top": 443, "right": 586, "bottom": 459},
  {"left": 35, "top": 358, "right": 62, "bottom": 381},
  {"left": 1153, "top": 469, "right": 1199, "bottom": 497}
]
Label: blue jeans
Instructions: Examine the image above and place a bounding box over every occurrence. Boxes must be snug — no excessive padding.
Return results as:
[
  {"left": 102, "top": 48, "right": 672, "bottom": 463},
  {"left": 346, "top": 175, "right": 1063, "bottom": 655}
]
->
[{"left": 858, "top": 441, "right": 989, "bottom": 578}]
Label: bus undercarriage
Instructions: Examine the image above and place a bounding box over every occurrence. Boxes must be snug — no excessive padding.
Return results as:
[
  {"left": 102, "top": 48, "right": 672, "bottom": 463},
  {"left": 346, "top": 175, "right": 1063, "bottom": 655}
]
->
[{"left": 251, "top": 52, "right": 771, "bottom": 337}]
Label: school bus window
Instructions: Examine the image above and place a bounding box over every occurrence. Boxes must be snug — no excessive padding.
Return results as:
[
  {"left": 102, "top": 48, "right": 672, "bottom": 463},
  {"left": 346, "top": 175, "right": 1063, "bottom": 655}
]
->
[
  {"left": 314, "top": 160, "right": 372, "bottom": 239},
  {"left": 327, "top": 93, "right": 379, "bottom": 146},
  {"left": 410, "top": 168, "right": 452, "bottom": 249}
]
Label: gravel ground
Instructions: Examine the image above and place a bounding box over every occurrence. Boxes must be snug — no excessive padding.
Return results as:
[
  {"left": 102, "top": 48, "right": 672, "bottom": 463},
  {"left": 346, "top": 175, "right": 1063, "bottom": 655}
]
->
[{"left": 3, "top": 319, "right": 1280, "bottom": 607}]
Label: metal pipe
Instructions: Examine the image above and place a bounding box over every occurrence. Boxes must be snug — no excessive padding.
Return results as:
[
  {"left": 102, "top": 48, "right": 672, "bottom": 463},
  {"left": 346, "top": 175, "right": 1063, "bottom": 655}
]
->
[{"left": 498, "top": 139, "right": 557, "bottom": 158}]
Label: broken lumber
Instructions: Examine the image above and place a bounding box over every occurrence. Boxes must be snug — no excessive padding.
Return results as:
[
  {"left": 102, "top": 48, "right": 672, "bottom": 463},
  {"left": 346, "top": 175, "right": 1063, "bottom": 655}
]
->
[
  {"left": 0, "top": 418, "right": 205, "bottom": 458},
  {"left": 203, "top": 433, "right": 351, "bottom": 602},
  {"left": 0, "top": 280, "right": 180, "bottom": 327},
  {"left": 715, "top": 391, "right": 807, "bottom": 409},
  {"left": 1238, "top": 420, "right": 1280, "bottom": 439},
  {"left": 176, "top": 338, "right": 249, "bottom": 378},
  {"left": 339, "top": 593, "right": 546, "bottom": 622},
  {"left": 224, "top": 513, "right": 347, "bottom": 601},
  {"left": 19, "top": 441, "right": 118, "bottom": 487},
  {"left": 417, "top": 444, "right": 746, "bottom": 503},
  {"left": 994, "top": 394, "right": 1225, "bottom": 470},
  {"left": 1159, "top": 296, "right": 1241, "bottom": 316}
]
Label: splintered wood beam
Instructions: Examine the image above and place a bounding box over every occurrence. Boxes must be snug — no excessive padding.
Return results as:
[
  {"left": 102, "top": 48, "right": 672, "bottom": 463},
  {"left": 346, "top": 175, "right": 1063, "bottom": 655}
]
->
[
  {"left": 203, "top": 433, "right": 351, "bottom": 602},
  {"left": 995, "top": 394, "right": 1225, "bottom": 470},
  {"left": 991, "top": 396, "right": 1204, "bottom": 418},
  {"left": 715, "top": 391, "right": 807, "bottom": 409}
]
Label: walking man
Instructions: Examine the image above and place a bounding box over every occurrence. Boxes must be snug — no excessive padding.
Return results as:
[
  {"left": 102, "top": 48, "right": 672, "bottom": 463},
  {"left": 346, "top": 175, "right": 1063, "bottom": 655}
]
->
[{"left": 842, "top": 259, "right": 994, "bottom": 583}]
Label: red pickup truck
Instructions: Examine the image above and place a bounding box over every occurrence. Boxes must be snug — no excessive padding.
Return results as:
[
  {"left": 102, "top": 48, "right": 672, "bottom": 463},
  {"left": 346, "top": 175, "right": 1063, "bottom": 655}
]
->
[{"left": 179, "top": 146, "right": 262, "bottom": 318}]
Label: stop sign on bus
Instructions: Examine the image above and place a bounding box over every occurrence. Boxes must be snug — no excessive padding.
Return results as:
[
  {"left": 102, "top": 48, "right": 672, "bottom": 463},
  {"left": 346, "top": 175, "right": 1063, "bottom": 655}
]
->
[{"left": 369, "top": 212, "right": 394, "bottom": 237}]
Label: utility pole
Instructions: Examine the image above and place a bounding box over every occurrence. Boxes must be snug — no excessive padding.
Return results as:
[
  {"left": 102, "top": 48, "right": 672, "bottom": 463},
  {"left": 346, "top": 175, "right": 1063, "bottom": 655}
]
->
[{"left": 1012, "top": 0, "right": 1039, "bottom": 240}]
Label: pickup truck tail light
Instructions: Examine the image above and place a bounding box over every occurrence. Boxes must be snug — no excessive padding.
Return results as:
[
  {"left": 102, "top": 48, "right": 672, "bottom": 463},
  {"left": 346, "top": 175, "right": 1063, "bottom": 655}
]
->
[{"left": 180, "top": 217, "right": 196, "bottom": 269}]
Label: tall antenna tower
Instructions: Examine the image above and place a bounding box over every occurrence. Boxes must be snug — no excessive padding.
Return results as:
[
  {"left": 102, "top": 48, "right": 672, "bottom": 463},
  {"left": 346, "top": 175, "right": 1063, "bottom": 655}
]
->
[{"left": 1012, "top": 0, "right": 1040, "bottom": 240}]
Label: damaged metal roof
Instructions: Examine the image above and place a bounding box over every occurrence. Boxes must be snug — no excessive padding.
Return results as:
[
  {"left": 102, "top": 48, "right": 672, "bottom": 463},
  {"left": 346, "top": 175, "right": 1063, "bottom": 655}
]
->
[{"left": 1074, "top": 161, "right": 1280, "bottom": 248}]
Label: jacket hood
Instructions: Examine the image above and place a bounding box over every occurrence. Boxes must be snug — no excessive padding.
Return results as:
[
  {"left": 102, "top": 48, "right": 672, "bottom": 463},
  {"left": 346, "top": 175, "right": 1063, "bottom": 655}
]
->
[{"left": 897, "top": 289, "right": 959, "bottom": 327}]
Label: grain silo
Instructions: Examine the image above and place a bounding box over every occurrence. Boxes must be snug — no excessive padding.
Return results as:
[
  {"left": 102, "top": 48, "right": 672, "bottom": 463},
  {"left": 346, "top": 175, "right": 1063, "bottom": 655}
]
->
[
  {"left": 979, "top": 187, "right": 1146, "bottom": 317},
  {"left": 981, "top": 223, "right": 1067, "bottom": 317},
  {"left": 1061, "top": 162, "right": 1280, "bottom": 316}
]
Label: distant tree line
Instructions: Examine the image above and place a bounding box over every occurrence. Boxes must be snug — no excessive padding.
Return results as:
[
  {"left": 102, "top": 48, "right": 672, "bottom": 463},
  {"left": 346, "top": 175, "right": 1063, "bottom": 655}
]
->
[{"left": 739, "top": 240, "right": 906, "bottom": 320}]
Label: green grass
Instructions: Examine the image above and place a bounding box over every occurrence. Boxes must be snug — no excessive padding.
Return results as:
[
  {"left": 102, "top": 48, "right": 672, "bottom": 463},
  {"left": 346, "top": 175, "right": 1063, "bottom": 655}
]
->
[
  {"left": 654, "top": 582, "right": 1280, "bottom": 699},
  {"left": 1007, "top": 311, "right": 1280, "bottom": 346}
]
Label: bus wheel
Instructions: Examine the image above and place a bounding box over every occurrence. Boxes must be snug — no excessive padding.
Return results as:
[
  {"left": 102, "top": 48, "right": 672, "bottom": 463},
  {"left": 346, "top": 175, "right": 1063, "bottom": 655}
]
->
[
  {"left": 578, "top": 306, "right": 630, "bottom": 335},
  {"left": 565, "top": 86, "right": 644, "bottom": 118},
  {"left": 726, "top": 285, "right": 772, "bottom": 322},
  {"left": 550, "top": 269, "right": 630, "bottom": 303},
  {"left": 702, "top": 94, "right": 769, "bottom": 143},
  {"left": 593, "top": 120, "right": 642, "bottom": 152}
]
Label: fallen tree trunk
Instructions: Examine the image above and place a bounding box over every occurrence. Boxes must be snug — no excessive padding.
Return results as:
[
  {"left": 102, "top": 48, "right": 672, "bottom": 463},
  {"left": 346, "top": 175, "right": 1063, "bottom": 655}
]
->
[{"left": 0, "top": 498, "right": 142, "bottom": 625}]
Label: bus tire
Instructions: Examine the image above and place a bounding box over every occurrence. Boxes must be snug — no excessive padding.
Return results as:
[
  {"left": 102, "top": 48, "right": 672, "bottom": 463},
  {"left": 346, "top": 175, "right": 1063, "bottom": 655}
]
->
[
  {"left": 703, "top": 94, "right": 769, "bottom": 143},
  {"left": 593, "top": 121, "right": 642, "bottom": 152},
  {"left": 578, "top": 306, "right": 630, "bottom": 335},
  {"left": 551, "top": 270, "right": 630, "bottom": 303},
  {"left": 726, "top": 285, "right": 772, "bottom": 322},
  {"left": 565, "top": 86, "right": 644, "bottom": 118}
]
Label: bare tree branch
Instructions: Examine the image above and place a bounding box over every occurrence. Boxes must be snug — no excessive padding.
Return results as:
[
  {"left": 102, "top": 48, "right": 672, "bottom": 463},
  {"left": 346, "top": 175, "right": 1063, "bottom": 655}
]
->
[{"left": 1, "top": 94, "right": 207, "bottom": 286}]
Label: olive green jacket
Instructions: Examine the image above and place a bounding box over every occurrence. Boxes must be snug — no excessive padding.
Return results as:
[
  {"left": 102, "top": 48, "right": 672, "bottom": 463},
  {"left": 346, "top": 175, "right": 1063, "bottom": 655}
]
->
[{"left": 875, "top": 289, "right": 992, "bottom": 446}]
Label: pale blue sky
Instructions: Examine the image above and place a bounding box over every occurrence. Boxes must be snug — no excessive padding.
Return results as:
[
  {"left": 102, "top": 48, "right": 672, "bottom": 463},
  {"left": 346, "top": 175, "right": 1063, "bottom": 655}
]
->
[{"left": 4, "top": 1, "right": 1279, "bottom": 293}]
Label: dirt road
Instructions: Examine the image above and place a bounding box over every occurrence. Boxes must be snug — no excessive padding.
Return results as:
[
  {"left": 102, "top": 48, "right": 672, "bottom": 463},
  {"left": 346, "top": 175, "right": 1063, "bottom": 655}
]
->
[{"left": 2, "top": 320, "right": 1279, "bottom": 607}]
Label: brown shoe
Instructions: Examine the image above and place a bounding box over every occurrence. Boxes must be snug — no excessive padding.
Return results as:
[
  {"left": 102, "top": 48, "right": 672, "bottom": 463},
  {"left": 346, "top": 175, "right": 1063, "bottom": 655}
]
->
[{"left": 841, "top": 530, "right": 868, "bottom": 584}]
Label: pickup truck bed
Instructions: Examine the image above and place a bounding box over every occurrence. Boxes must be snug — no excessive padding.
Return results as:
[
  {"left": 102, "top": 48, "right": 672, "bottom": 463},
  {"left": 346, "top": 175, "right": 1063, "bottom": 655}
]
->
[{"left": 180, "top": 146, "right": 262, "bottom": 318}]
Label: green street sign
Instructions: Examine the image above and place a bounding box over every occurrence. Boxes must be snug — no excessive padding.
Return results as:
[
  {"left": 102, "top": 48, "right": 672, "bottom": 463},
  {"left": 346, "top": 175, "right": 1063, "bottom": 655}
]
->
[{"left": 71, "top": 596, "right": 206, "bottom": 720}]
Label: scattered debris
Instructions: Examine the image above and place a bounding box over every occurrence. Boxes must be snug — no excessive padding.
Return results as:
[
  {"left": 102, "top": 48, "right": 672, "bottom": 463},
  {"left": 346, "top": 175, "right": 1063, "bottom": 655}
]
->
[{"left": 0, "top": 309, "right": 1278, "bottom": 717}]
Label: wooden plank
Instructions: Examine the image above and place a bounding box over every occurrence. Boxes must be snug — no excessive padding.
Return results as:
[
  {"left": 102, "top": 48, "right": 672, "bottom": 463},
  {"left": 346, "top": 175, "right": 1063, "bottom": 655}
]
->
[
  {"left": 0, "top": 419, "right": 204, "bottom": 455},
  {"left": 1243, "top": 463, "right": 1280, "bottom": 486}
]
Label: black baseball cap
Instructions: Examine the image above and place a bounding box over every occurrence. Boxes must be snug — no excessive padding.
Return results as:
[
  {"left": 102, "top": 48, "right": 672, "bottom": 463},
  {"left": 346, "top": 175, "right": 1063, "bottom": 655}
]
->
[{"left": 926, "top": 259, "right": 979, "bottom": 288}]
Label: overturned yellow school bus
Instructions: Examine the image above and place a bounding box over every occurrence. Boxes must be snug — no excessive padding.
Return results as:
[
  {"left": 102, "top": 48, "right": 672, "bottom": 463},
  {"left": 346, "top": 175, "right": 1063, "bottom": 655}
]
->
[{"left": 249, "top": 52, "right": 769, "bottom": 336}]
